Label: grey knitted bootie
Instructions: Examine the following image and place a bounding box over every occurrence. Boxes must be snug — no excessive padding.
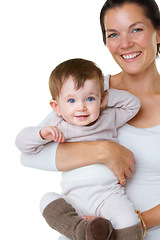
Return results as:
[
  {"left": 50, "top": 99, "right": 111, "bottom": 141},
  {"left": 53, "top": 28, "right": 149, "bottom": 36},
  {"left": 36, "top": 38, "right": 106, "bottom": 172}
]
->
[{"left": 43, "top": 198, "right": 115, "bottom": 240}]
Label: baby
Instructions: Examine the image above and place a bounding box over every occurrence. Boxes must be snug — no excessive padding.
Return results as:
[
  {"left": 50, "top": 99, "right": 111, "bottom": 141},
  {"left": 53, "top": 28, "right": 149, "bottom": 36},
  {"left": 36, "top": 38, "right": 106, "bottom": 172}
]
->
[{"left": 16, "top": 58, "right": 144, "bottom": 240}]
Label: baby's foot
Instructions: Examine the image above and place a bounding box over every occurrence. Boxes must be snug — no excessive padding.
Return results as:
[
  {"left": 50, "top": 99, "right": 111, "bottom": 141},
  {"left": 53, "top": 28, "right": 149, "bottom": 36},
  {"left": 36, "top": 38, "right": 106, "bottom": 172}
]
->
[{"left": 86, "top": 217, "right": 116, "bottom": 240}]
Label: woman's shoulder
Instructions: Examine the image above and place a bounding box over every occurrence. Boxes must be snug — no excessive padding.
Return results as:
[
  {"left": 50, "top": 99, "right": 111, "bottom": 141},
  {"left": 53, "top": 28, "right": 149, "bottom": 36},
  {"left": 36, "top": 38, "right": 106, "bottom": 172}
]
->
[
  {"left": 105, "top": 72, "right": 125, "bottom": 90},
  {"left": 104, "top": 74, "right": 110, "bottom": 90}
]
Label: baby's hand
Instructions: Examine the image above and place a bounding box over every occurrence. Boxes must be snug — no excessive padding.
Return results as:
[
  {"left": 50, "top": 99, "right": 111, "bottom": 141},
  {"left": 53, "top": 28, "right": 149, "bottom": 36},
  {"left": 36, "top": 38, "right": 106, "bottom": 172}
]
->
[{"left": 40, "top": 126, "right": 65, "bottom": 142}]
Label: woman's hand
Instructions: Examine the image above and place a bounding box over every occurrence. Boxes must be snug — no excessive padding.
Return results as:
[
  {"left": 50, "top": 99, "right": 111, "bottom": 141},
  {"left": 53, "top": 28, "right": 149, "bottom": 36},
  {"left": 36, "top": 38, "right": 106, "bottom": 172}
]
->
[
  {"left": 56, "top": 140, "right": 135, "bottom": 186},
  {"left": 99, "top": 141, "right": 135, "bottom": 186}
]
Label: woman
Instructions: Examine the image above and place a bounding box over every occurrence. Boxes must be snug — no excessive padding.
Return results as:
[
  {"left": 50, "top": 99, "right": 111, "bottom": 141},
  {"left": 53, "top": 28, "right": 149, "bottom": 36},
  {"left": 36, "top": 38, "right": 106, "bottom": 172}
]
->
[{"left": 19, "top": 0, "right": 160, "bottom": 239}]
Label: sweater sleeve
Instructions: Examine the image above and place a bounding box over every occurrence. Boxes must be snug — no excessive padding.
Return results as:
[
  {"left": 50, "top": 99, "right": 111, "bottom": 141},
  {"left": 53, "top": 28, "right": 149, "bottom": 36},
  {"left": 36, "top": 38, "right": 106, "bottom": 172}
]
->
[
  {"left": 15, "top": 111, "right": 62, "bottom": 153},
  {"left": 16, "top": 111, "right": 61, "bottom": 171},
  {"left": 107, "top": 89, "right": 141, "bottom": 128}
]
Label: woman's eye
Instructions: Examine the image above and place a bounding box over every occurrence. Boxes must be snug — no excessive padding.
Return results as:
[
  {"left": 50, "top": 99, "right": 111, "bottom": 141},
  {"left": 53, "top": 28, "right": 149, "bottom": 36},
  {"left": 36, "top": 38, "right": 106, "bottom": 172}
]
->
[
  {"left": 133, "top": 28, "right": 143, "bottom": 33},
  {"left": 87, "top": 97, "right": 95, "bottom": 102},
  {"left": 68, "top": 99, "right": 75, "bottom": 103},
  {"left": 108, "top": 33, "right": 118, "bottom": 38}
]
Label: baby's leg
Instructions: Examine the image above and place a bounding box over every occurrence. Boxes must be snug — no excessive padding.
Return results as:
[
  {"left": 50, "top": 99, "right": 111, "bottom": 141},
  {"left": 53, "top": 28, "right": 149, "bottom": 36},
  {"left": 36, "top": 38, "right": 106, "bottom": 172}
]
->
[
  {"left": 40, "top": 192, "right": 86, "bottom": 239},
  {"left": 40, "top": 192, "right": 115, "bottom": 240},
  {"left": 40, "top": 192, "right": 63, "bottom": 214},
  {"left": 99, "top": 192, "right": 143, "bottom": 239},
  {"left": 59, "top": 235, "right": 70, "bottom": 240}
]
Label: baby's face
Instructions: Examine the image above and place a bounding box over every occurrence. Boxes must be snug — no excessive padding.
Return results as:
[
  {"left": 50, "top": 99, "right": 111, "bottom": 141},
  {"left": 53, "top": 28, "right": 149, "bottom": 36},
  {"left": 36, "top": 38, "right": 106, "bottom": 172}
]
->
[{"left": 56, "top": 77, "right": 103, "bottom": 126}]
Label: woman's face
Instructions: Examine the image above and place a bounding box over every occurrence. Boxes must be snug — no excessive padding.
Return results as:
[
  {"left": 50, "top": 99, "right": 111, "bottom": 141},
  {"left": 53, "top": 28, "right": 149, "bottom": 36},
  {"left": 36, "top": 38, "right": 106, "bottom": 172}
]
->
[{"left": 104, "top": 3, "right": 160, "bottom": 75}]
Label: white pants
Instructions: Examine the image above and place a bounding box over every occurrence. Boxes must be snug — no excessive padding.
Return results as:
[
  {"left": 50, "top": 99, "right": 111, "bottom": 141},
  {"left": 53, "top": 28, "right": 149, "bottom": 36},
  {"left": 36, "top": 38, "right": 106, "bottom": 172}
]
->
[
  {"left": 40, "top": 178, "right": 139, "bottom": 234},
  {"left": 59, "top": 236, "right": 69, "bottom": 240}
]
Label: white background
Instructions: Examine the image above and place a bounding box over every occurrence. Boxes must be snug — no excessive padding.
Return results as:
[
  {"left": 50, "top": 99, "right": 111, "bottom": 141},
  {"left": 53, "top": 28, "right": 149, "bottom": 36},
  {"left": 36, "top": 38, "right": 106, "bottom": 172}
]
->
[{"left": 1, "top": 0, "right": 160, "bottom": 239}]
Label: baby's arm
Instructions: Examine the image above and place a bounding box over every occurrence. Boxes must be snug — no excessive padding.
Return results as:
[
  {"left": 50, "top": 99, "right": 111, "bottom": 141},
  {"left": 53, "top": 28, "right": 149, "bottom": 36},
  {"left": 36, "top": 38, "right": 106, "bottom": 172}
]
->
[
  {"left": 15, "top": 111, "right": 63, "bottom": 153},
  {"left": 107, "top": 89, "right": 141, "bottom": 128},
  {"left": 18, "top": 108, "right": 135, "bottom": 179}
]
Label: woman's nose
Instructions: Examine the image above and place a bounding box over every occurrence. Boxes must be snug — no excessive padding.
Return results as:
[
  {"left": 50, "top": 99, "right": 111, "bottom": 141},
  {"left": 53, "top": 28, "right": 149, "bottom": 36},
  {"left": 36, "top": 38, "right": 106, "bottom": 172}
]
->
[{"left": 120, "top": 34, "right": 134, "bottom": 49}]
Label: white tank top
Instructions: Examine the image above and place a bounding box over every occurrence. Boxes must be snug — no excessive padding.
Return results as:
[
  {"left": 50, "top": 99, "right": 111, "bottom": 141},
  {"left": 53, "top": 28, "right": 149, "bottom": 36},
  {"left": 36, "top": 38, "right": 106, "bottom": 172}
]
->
[
  {"left": 104, "top": 74, "right": 160, "bottom": 239},
  {"left": 118, "top": 124, "right": 160, "bottom": 239}
]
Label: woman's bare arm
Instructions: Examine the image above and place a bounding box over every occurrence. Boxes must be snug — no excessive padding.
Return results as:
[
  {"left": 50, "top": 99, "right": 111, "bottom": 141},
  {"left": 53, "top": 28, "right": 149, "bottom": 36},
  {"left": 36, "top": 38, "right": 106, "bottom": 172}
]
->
[
  {"left": 56, "top": 140, "right": 135, "bottom": 184},
  {"left": 142, "top": 204, "right": 160, "bottom": 229}
]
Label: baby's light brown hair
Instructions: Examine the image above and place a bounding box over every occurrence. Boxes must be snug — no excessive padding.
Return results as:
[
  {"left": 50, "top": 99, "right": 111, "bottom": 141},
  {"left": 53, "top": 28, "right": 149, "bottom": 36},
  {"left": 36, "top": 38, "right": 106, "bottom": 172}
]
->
[{"left": 49, "top": 58, "right": 104, "bottom": 100}]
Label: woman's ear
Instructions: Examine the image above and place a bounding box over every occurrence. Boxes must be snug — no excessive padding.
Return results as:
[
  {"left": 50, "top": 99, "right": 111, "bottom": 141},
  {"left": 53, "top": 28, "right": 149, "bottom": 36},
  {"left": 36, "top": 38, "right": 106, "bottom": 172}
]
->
[
  {"left": 100, "top": 91, "right": 108, "bottom": 109},
  {"left": 157, "top": 27, "right": 160, "bottom": 44},
  {"left": 50, "top": 100, "right": 62, "bottom": 117}
]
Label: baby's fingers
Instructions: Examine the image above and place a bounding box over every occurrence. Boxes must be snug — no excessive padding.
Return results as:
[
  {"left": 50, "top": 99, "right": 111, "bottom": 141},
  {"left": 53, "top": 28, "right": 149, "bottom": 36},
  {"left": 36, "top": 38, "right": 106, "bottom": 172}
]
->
[
  {"left": 51, "top": 127, "right": 60, "bottom": 142},
  {"left": 52, "top": 127, "right": 65, "bottom": 142},
  {"left": 57, "top": 130, "right": 65, "bottom": 142}
]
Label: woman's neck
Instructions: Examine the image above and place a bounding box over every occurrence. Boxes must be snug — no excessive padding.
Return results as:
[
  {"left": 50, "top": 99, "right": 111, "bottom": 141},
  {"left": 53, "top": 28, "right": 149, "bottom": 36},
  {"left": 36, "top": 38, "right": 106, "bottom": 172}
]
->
[
  {"left": 111, "top": 61, "right": 160, "bottom": 96},
  {"left": 110, "top": 61, "right": 160, "bottom": 128}
]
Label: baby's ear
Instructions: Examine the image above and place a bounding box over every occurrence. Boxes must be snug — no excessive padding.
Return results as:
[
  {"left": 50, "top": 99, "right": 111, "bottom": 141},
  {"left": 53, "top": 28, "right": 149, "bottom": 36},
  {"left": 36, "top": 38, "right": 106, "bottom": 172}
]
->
[
  {"left": 50, "top": 100, "right": 62, "bottom": 116},
  {"left": 100, "top": 91, "right": 109, "bottom": 109}
]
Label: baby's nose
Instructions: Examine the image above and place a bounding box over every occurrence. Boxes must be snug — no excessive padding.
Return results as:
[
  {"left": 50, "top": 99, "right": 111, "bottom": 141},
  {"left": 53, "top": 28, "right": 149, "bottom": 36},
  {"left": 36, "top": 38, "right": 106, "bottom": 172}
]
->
[{"left": 77, "top": 102, "right": 87, "bottom": 111}]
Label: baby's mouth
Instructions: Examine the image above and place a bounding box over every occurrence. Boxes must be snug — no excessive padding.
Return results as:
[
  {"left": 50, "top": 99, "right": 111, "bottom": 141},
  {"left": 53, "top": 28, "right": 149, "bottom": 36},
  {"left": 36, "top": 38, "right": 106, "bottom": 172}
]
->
[{"left": 75, "top": 115, "right": 89, "bottom": 119}]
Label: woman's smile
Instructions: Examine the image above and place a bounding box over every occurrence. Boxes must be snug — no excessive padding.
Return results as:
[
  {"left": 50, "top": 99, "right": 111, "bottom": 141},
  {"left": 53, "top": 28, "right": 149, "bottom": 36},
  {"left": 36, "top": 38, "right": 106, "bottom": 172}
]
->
[{"left": 121, "top": 51, "right": 142, "bottom": 61}]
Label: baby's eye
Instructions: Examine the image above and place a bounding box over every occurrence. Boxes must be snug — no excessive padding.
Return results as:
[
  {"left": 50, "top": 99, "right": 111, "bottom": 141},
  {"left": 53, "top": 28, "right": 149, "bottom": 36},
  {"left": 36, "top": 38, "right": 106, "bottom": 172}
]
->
[
  {"left": 68, "top": 99, "right": 75, "bottom": 103},
  {"left": 87, "top": 97, "right": 95, "bottom": 102}
]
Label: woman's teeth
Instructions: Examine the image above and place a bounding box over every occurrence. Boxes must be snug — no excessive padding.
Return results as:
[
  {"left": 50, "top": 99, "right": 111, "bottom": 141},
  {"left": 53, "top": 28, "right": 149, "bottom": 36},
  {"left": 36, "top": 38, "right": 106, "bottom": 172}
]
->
[{"left": 122, "top": 52, "right": 141, "bottom": 60}]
